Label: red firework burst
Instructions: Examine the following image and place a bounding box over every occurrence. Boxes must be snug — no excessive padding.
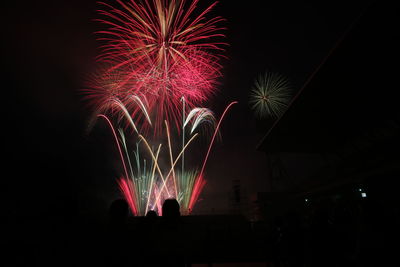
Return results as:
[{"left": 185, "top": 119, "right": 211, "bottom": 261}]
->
[{"left": 91, "top": 0, "right": 226, "bottom": 133}]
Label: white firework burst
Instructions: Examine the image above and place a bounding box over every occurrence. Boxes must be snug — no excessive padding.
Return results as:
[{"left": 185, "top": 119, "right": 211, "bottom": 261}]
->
[{"left": 249, "top": 72, "right": 292, "bottom": 119}]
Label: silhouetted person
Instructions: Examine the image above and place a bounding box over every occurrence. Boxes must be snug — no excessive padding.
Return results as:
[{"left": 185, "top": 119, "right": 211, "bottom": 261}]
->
[
  {"left": 146, "top": 209, "right": 158, "bottom": 219},
  {"left": 162, "top": 198, "right": 181, "bottom": 219},
  {"left": 160, "top": 199, "right": 184, "bottom": 267}
]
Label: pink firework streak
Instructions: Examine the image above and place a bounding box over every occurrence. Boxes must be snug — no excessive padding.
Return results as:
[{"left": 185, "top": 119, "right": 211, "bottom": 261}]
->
[
  {"left": 93, "top": 0, "right": 226, "bottom": 134},
  {"left": 84, "top": 67, "right": 152, "bottom": 134},
  {"left": 188, "top": 101, "right": 237, "bottom": 211},
  {"left": 118, "top": 178, "right": 138, "bottom": 215},
  {"left": 95, "top": 102, "right": 237, "bottom": 215}
]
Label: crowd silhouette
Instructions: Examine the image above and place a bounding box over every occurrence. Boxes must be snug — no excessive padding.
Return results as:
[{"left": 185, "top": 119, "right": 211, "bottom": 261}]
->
[
  {"left": 104, "top": 198, "right": 185, "bottom": 267},
  {"left": 99, "top": 195, "right": 400, "bottom": 267}
]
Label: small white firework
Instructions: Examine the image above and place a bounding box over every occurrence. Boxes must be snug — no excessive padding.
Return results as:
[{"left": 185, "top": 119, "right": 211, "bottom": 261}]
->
[{"left": 249, "top": 72, "right": 292, "bottom": 119}]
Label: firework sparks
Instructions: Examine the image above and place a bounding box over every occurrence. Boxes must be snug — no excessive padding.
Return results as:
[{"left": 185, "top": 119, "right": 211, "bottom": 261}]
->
[
  {"left": 96, "top": 101, "right": 236, "bottom": 215},
  {"left": 84, "top": 67, "right": 153, "bottom": 134},
  {"left": 119, "top": 131, "right": 162, "bottom": 216},
  {"left": 86, "top": 0, "right": 234, "bottom": 216},
  {"left": 249, "top": 72, "right": 292, "bottom": 119},
  {"left": 184, "top": 107, "right": 216, "bottom": 134},
  {"left": 117, "top": 178, "right": 138, "bottom": 215},
  {"left": 176, "top": 170, "right": 199, "bottom": 214},
  {"left": 92, "top": 0, "right": 226, "bottom": 133},
  {"left": 97, "top": 114, "right": 130, "bottom": 180}
]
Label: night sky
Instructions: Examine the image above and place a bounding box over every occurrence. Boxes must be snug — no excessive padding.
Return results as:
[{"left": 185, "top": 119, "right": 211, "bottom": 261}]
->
[{"left": 4, "top": 0, "right": 381, "bottom": 218}]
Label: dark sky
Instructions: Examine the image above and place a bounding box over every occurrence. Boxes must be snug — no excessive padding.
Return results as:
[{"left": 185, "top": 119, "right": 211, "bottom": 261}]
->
[{"left": 4, "top": 0, "right": 371, "bottom": 217}]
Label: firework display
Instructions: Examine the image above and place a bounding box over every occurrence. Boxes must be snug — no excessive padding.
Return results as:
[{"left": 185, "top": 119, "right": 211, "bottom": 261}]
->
[
  {"left": 86, "top": 0, "right": 235, "bottom": 215},
  {"left": 249, "top": 72, "right": 292, "bottom": 119},
  {"left": 97, "top": 100, "right": 236, "bottom": 215},
  {"left": 89, "top": 0, "right": 226, "bottom": 133}
]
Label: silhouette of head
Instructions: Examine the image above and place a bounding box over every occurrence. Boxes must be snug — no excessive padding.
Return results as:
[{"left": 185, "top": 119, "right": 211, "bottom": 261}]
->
[
  {"left": 162, "top": 198, "right": 180, "bottom": 218},
  {"left": 109, "top": 198, "right": 129, "bottom": 224},
  {"left": 146, "top": 210, "right": 158, "bottom": 218}
]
